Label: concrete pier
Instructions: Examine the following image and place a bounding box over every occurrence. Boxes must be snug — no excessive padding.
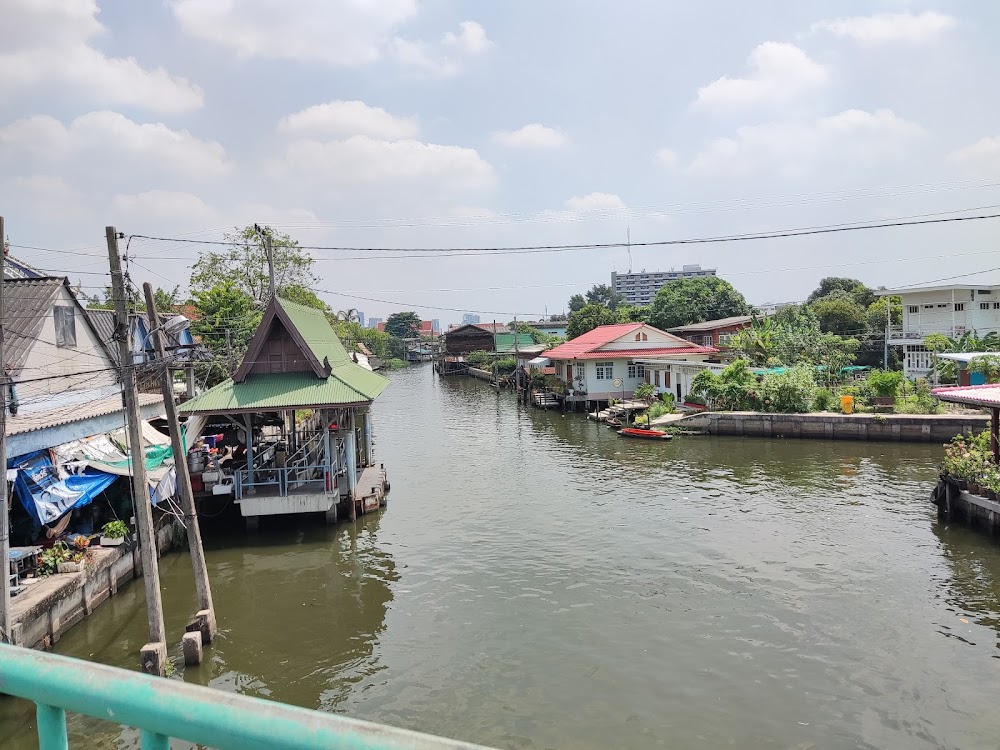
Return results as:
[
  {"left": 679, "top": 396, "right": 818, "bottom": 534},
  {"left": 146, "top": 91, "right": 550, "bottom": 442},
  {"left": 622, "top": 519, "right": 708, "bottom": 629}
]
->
[{"left": 10, "top": 518, "right": 182, "bottom": 649}]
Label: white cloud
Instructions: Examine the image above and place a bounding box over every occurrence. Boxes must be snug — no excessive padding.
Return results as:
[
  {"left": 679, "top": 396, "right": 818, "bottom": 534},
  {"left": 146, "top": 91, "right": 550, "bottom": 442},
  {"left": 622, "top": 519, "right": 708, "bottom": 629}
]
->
[
  {"left": 693, "top": 42, "right": 828, "bottom": 110},
  {"left": 654, "top": 148, "right": 678, "bottom": 169},
  {"left": 0, "top": 0, "right": 203, "bottom": 114},
  {"left": 564, "top": 193, "right": 626, "bottom": 211},
  {"left": 171, "top": 0, "right": 417, "bottom": 65},
  {"left": 273, "top": 135, "right": 494, "bottom": 190},
  {"left": 392, "top": 20, "right": 493, "bottom": 77},
  {"left": 688, "top": 108, "right": 923, "bottom": 177},
  {"left": 948, "top": 135, "right": 1000, "bottom": 174},
  {"left": 812, "top": 11, "right": 956, "bottom": 45},
  {"left": 113, "top": 190, "right": 220, "bottom": 229},
  {"left": 443, "top": 21, "right": 494, "bottom": 55},
  {"left": 0, "top": 112, "right": 230, "bottom": 178},
  {"left": 278, "top": 101, "right": 419, "bottom": 140},
  {"left": 493, "top": 124, "right": 568, "bottom": 149}
]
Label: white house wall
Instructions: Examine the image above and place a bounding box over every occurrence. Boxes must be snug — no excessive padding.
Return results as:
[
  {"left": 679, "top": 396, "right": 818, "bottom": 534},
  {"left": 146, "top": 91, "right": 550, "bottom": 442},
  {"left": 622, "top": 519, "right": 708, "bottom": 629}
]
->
[{"left": 18, "top": 285, "right": 117, "bottom": 404}]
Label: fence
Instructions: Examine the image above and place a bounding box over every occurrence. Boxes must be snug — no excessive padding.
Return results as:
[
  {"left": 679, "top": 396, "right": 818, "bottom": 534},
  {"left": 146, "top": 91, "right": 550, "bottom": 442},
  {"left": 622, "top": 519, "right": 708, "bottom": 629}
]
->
[{"left": 0, "top": 643, "right": 492, "bottom": 750}]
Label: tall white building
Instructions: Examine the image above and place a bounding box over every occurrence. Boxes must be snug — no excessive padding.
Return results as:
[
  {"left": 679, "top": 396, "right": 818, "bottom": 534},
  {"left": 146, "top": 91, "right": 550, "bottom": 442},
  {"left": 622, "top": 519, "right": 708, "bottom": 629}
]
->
[
  {"left": 612, "top": 265, "right": 717, "bottom": 305},
  {"left": 462, "top": 313, "right": 481, "bottom": 325},
  {"left": 878, "top": 283, "right": 1000, "bottom": 378}
]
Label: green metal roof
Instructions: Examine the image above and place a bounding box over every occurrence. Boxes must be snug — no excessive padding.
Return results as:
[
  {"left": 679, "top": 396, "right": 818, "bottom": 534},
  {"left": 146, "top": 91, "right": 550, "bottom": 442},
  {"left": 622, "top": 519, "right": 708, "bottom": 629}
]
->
[
  {"left": 493, "top": 332, "right": 536, "bottom": 354},
  {"left": 180, "top": 298, "right": 389, "bottom": 414}
]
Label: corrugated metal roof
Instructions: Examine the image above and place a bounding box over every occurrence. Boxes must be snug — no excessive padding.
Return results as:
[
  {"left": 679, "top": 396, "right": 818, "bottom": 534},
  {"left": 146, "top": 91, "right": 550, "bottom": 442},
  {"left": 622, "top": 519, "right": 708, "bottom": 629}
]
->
[
  {"left": 178, "top": 371, "right": 387, "bottom": 414},
  {"left": 574, "top": 346, "right": 716, "bottom": 360},
  {"left": 493, "top": 332, "right": 536, "bottom": 353},
  {"left": 8, "top": 391, "right": 163, "bottom": 437},
  {"left": 668, "top": 315, "right": 755, "bottom": 333},
  {"left": 932, "top": 384, "right": 1000, "bottom": 407},
  {"left": 544, "top": 323, "right": 643, "bottom": 359},
  {"left": 181, "top": 297, "right": 389, "bottom": 414},
  {"left": 4, "top": 277, "right": 64, "bottom": 373}
]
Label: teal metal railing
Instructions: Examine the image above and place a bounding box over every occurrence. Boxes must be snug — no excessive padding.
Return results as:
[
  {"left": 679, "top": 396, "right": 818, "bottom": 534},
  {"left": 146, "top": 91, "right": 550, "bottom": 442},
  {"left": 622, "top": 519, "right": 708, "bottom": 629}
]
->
[{"left": 0, "top": 644, "right": 492, "bottom": 750}]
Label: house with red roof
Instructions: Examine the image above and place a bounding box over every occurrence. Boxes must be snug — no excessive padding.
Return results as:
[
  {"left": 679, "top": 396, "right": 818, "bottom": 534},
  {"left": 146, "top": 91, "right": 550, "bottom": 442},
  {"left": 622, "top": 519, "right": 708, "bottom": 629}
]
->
[{"left": 543, "top": 323, "right": 717, "bottom": 405}]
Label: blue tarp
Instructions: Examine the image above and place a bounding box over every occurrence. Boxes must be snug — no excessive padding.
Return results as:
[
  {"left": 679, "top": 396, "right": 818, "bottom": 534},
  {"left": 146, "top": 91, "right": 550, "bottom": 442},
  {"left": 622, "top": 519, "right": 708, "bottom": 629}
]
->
[{"left": 11, "top": 450, "right": 117, "bottom": 525}]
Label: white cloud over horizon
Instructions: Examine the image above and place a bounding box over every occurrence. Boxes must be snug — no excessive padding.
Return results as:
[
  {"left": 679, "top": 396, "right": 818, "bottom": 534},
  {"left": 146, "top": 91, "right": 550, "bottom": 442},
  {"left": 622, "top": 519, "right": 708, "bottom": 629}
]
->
[
  {"left": 693, "top": 42, "right": 828, "bottom": 110},
  {"left": 493, "top": 124, "right": 569, "bottom": 149}
]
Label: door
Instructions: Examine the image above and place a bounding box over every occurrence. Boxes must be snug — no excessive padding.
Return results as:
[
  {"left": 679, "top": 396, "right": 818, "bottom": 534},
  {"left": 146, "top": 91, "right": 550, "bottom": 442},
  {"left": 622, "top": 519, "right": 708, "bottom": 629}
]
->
[
  {"left": 566, "top": 364, "right": 573, "bottom": 384},
  {"left": 676, "top": 382, "right": 682, "bottom": 400}
]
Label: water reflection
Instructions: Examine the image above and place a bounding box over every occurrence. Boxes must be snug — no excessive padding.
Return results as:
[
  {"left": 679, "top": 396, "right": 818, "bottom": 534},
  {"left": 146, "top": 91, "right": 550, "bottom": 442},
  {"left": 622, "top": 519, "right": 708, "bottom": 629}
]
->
[{"left": 932, "top": 520, "right": 1000, "bottom": 649}]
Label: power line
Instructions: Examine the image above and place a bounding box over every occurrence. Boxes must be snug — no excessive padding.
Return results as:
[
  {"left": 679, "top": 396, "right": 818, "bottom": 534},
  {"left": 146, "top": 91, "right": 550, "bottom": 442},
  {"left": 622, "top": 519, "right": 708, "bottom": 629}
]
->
[{"left": 125, "top": 210, "right": 1000, "bottom": 257}]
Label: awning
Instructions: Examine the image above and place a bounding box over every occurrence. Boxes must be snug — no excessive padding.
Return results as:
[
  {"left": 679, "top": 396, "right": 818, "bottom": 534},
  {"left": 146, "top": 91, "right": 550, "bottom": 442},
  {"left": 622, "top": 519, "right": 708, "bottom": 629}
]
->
[
  {"left": 11, "top": 450, "right": 117, "bottom": 525},
  {"left": 528, "top": 357, "right": 550, "bottom": 367}
]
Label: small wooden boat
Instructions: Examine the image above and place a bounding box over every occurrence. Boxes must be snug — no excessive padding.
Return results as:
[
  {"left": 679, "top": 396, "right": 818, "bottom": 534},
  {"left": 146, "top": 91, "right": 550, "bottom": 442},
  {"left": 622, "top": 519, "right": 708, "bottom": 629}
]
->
[
  {"left": 618, "top": 427, "right": 671, "bottom": 440},
  {"left": 606, "top": 416, "right": 623, "bottom": 428}
]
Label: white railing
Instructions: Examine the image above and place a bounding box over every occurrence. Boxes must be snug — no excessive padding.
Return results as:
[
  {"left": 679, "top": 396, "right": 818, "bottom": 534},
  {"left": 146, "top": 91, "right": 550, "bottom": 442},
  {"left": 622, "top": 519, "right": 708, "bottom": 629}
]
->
[{"left": 887, "top": 325, "right": 967, "bottom": 340}]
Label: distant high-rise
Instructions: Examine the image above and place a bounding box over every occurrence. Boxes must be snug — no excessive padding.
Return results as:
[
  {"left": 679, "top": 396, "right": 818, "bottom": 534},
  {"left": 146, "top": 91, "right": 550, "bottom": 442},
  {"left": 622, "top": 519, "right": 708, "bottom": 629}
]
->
[
  {"left": 462, "top": 313, "right": 481, "bottom": 325},
  {"left": 357, "top": 310, "right": 365, "bottom": 327},
  {"left": 367, "top": 317, "right": 383, "bottom": 329},
  {"left": 431, "top": 319, "right": 440, "bottom": 335},
  {"left": 612, "top": 264, "right": 717, "bottom": 306}
]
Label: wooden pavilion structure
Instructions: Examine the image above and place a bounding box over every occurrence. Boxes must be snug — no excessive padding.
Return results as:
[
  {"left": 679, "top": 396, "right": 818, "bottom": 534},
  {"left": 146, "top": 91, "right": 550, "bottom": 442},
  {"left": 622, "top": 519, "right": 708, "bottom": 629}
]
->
[{"left": 179, "top": 298, "right": 390, "bottom": 528}]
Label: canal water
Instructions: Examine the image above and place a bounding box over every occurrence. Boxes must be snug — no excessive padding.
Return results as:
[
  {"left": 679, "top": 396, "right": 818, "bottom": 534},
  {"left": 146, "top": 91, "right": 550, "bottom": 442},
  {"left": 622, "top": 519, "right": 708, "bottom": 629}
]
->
[{"left": 4, "top": 365, "right": 1000, "bottom": 749}]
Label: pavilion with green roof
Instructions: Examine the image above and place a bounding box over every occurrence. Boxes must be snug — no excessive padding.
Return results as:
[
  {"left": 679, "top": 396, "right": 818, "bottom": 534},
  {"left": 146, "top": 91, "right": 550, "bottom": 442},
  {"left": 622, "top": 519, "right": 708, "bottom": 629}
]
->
[{"left": 180, "top": 297, "right": 390, "bottom": 526}]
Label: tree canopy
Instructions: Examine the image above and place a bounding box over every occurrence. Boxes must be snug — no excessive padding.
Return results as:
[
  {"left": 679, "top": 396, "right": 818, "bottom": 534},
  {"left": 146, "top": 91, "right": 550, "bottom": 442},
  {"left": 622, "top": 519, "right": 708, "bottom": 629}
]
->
[
  {"left": 568, "top": 294, "right": 587, "bottom": 313},
  {"left": 566, "top": 304, "right": 620, "bottom": 339},
  {"left": 384, "top": 311, "right": 422, "bottom": 338},
  {"left": 807, "top": 277, "right": 876, "bottom": 308},
  {"left": 190, "top": 226, "right": 317, "bottom": 306},
  {"left": 647, "top": 276, "right": 750, "bottom": 330}
]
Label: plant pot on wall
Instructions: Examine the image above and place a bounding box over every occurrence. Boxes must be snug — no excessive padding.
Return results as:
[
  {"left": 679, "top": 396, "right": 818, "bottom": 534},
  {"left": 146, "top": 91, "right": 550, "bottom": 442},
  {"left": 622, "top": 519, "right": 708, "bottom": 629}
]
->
[{"left": 969, "top": 482, "right": 982, "bottom": 495}]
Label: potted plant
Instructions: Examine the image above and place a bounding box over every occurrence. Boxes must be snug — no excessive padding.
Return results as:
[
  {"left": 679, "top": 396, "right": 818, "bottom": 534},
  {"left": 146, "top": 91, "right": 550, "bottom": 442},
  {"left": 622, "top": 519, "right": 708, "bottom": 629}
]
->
[
  {"left": 867, "top": 370, "right": 903, "bottom": 411},
  {"left": 986, "top": 470, "right": 1000, "bottom": 502},
  {"left": 101, "top": 519, "right": 130, "bottom": 547}
]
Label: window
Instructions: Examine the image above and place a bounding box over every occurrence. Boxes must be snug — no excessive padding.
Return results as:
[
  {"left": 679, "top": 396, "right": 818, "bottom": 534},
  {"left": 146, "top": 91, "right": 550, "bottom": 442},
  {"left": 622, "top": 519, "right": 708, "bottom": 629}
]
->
[
  {"left": 701, "top": 335, "right": 714, "bottom": 345},
  {"left": 718, "top": 333, "right": 734, "bottom": 345},
  {"left": 982, "top": 303, "right": 991, "bottom": 310},
  {"left": 628, "top": 363, "right": 645, "bottom": 379},
  {"left": 954, "top": 303, "right": 965, "bottom": 312},
  {"left": 907, "top": 305, "right": 919, "bottom": 314},
  {"left": 53, "top": 306, "right": 76, "bottom": 348},
  {"left": 979, "top": 290, "right": 992, "bottom": 295},
  {"left": 994, "top": 302, "right": 1000, "bottom": 310},
  {"left": 923, "top": 305, "right": 934, "bottom": 309},
  {"left": 595, "top": 361, "right": 614, "bottom": 380},
  {"left": 937, "top": 304, "right": 948, "bottom": 308}
]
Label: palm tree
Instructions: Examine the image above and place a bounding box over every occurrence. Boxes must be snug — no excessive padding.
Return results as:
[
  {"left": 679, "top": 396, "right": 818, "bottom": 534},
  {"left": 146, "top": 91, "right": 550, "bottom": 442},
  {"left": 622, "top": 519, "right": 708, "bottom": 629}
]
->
[{"left": 335, "top": 308, "right": 361, "bottom": 323}]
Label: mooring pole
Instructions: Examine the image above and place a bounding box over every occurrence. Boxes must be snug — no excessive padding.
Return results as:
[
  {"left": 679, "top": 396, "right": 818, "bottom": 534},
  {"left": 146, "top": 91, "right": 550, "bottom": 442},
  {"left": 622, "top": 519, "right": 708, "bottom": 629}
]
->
[
  {"left": 107, "top": 227, "right": 167, "bottom": 675},
  {"left": 0, "top": 217, "right": 11, "bottom": 644},
  {"left": 142, "top": 283, "right": 217, "bottom": 646}
]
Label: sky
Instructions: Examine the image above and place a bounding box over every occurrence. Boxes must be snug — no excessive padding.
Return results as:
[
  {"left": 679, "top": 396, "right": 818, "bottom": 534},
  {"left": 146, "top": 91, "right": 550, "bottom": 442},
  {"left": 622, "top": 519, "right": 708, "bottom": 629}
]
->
[{"left": 1, "top": 0, "right": 999, "bottom": 325}]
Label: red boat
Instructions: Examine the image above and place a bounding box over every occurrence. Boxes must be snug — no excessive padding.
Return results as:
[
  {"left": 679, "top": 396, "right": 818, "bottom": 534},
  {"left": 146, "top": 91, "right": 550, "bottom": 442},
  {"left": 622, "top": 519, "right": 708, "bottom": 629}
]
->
[{"left": 618, "top": 427, "right": 671, "bottom": 440}]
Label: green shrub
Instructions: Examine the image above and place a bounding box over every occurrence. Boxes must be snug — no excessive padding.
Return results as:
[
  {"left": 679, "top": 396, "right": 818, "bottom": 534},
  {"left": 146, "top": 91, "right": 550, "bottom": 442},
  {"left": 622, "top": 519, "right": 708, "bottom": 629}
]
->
[
  {"left": 386, "top": 358, "right": 407, "bottom": 370},
  {"left": 494, "top": 356, "right": 517, "bottom": 372},
  {"left": 634, "top": 382, "right": 655, "bottom": 401},
  {"left": 760, "top": 367, "right": 816, "bottom": 413},
  {"left": 866, "top": 369, "right": 904, "bottom": 398},
  {"left": 465, "top": 350, "right": 491, "bottom": 367},
  {"left": 813, "top": 388, "right": 836, "bottom": 411}
]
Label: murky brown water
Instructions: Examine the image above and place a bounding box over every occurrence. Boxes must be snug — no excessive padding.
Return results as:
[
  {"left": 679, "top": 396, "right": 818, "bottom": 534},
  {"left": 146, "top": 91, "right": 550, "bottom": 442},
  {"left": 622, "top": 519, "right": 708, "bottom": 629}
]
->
[{"left": 3, "top": 365, "right": 1000, "bottom": 749}]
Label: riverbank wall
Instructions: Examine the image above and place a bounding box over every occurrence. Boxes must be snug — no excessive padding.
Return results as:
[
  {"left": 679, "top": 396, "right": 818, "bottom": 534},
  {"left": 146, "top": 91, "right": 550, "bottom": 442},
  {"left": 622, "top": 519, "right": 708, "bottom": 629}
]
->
[
  {"left": 468, "top": 367, "right": 492, "bottom": 382},
  {"left": 673, "top": 411, "right": 988, "bottom": 443},
  {"left": 932, "top": 479, "right": 1000, "bottom": 533},
  {"left": 10, "top": 517, "right": 182, "bottom": 649}
]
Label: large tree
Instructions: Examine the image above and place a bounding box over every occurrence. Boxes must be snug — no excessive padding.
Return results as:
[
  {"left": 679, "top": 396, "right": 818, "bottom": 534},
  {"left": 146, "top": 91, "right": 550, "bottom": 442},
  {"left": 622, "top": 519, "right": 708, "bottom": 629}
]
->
[
  {"left": 190, "top": 282, "right": 261, "bottom": 385},
  {"left": 810, "top": 291, "right": 868, "bottom": 337},
  {"left": 384, "top": 311, "right": 422, "bottom": 339},
  {"left": 566, "top": 304, "right": 620, "bottom": 339},
  {"left": 568, "top": 294, "right": 587, "bottom": 313},
  {"left": 807, "top": 277, "right": 876, "bottom": 308},
  {"left": 585, "top": 284, "right": 625, "bottom": 310},
  {"left": 647, "top": 276, "right": 750, "bottom": 330},
  {"left": 190, "top": 225, "right": 317, "bottom": 306}
]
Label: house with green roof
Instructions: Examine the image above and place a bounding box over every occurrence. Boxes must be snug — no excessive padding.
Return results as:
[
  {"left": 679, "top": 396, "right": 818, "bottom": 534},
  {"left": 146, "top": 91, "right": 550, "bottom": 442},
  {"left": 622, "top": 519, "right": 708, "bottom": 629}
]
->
[{"left": 179, "top": 297, "right": 389, "bottom": 528}]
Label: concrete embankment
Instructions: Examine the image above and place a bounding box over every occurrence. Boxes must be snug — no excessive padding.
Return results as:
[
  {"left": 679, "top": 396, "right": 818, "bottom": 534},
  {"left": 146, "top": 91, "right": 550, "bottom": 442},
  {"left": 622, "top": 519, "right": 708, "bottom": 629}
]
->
[
  {"left": 664, "top": 411, "right": 988, "bottom": 443},
  {"left": 11, "top": 517, "right": 182, "bottom": 648}
]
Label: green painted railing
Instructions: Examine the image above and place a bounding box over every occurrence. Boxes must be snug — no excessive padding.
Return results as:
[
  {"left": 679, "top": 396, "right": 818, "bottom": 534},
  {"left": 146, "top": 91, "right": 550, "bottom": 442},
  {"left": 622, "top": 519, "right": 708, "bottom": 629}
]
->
[{"left": 0, "top": 644, "right": 492, "bottom": 750}]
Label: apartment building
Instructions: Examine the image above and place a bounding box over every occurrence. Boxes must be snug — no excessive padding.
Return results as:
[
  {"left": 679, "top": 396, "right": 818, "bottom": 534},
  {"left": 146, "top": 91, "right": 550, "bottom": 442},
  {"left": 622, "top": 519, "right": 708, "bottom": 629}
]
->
[{"left": 611, "top": 264, "right": 717, "bottom": 305}]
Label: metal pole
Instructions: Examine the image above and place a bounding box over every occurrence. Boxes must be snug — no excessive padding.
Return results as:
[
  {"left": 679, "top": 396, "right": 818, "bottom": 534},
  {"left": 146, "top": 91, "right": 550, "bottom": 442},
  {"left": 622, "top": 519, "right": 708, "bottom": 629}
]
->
[
  {"left": 0, "top": 217, "right": 11, "bottom": 644},
  {"left": 884, "top": 295, "right": 890, "bottom": 370},
  {"left": 106, "top": 227, "right": 167, "bottom": 674},
  {"left": 225, "top": 329, "right": 234, "bottom": 375},
  {"left": 142, "top": 283, "right": 217, "bottom": 641}
]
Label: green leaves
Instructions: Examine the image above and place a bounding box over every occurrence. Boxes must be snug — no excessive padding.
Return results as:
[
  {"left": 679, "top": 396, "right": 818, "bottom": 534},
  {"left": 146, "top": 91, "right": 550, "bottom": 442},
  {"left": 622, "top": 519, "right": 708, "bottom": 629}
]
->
[
  {"left": 384, "top": 311, "right": 422, "bottom": 339},
  {"left": 646, "top": 277, "right": 750, "bottom": 330}
]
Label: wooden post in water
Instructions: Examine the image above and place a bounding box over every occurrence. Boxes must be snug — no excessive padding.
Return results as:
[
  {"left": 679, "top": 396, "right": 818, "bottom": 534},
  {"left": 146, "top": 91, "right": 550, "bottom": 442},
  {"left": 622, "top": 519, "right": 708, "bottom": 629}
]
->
[
  {"left": 106, "top": 227, "right": 167, "bottom": 676},
  {"left": 142, "top": 283, "right": 217, "bottom": 646},
  {"left": 0, "top": 216, "right": 10, "bottom": 644}
]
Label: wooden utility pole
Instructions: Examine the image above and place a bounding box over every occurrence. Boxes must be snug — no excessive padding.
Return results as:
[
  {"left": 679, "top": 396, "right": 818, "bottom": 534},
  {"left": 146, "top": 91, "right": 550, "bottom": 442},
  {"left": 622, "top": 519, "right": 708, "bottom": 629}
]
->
[
  {"left": 106, "top": 227, "right": 167, "bottom": 676},
  {"left": 0, "top": 217, "right": 11, "bottom": 644},
  {"left": 224, "top": 329, "right": 235, "bottom": 375},
  {"left": 142, "top": 283, "right": 217, "bottom": 647}
]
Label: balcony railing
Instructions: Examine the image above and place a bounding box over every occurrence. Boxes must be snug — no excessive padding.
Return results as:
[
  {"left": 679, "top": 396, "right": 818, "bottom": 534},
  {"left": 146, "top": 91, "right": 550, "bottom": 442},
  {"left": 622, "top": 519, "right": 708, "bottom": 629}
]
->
[
  {"left": 235, "top": 464, "right": 332, "bottom": 500},
  {"left": 0, "top": 643, "right": 491, "bottom": 749},
  {"left": 887, "top": 325, "right": 967, "bottom": 340}
]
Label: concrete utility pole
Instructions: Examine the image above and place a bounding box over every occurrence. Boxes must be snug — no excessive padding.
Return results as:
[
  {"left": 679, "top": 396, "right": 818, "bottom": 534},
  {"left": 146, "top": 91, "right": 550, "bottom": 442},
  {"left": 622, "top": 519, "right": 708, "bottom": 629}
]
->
[
  {"left": 225, "top": 329, "right": 235, "bottom": 375},
  {"left": 106, "top": 227, "right": 167, "bottom": 676},
  {"left": 0, "top": 216, "right": 11, "bottom": 644},
  {"left": 264, "top": 231, "right": 276, "bottom": 301},
  {"left": 142, "top": 283, "right": 217, "bottom": 650}
]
